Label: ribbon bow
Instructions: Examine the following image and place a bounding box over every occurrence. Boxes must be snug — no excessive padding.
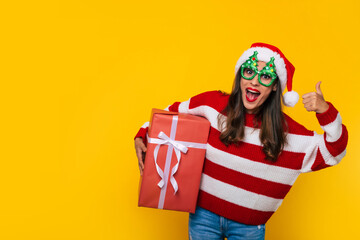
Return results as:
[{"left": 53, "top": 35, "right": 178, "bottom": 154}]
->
[{"left": 152, "top": 131, "right": 188, "bottom": 194}]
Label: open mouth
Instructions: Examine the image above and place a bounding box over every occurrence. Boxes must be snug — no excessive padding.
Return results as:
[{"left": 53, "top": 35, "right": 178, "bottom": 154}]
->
[{"left": 246, "top": 88, "right": 260, "bottom": 102}]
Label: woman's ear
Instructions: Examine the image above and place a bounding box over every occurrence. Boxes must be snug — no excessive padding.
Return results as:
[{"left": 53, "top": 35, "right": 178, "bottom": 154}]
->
[{"left": 272, "top": 83, "right": 278, "bottom": 91}]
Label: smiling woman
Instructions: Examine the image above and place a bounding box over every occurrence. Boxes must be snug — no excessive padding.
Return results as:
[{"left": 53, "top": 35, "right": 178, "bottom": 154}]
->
[{"left": 134, "top": 42, "right": 348, "bottom": 240}]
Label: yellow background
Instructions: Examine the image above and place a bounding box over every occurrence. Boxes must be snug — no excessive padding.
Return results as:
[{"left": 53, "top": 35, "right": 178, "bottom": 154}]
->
[{"left": 1, "top": 0, "right": 359, "bottom": 239}]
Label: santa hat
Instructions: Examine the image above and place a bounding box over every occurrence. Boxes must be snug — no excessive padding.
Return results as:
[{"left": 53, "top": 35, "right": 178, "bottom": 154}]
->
[{"left": 235, "top": 42, "right": 298, "bottom": 107}]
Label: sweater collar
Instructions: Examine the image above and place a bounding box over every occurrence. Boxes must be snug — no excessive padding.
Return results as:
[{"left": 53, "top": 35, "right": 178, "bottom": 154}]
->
[{"left": 245, "top": 112, "right": 261, "bottom": 128}]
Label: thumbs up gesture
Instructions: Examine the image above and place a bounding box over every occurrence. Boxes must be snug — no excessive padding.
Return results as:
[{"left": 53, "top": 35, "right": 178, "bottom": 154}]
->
[{"left": 302, "top": 81, "right": 329, "bottom": 114}]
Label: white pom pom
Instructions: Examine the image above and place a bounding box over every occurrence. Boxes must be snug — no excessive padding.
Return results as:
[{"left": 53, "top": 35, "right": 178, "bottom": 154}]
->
[{"left": 283, "top": 91, "right": 299, "bottom": 107}]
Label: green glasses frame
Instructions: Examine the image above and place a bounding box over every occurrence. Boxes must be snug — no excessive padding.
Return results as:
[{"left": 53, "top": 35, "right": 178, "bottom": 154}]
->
[{"left": 240, "top": 66, "right": 277, "bottom": 87}]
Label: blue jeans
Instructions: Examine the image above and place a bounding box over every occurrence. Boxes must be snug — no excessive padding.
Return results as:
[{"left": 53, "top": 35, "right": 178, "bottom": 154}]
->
[{"left": 189, "top": 207, "right": 265, "bottom": 240}]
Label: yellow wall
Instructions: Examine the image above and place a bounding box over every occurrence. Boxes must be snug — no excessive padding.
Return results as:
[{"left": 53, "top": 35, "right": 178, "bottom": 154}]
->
[{"left": 1, "top": 0, "right": 359, "bottom": 239}]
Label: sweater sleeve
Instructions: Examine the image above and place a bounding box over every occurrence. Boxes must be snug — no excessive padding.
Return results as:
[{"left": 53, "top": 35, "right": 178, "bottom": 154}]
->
[
  {"left": 300, "top": 102, "right": 348, "bottom": 173},
  {"left": 133, "top": 90, "right": 221, "bottom": 141}
]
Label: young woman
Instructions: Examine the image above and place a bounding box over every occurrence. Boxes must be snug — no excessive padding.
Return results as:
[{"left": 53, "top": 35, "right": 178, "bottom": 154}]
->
[{"left": 134, "top": 43, "right": 348, "bottom": 240}]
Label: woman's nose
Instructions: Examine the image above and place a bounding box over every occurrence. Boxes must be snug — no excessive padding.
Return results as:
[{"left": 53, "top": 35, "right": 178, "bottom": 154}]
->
[{"left": 250, "top": 75, "right": 259, "bottom": 85}]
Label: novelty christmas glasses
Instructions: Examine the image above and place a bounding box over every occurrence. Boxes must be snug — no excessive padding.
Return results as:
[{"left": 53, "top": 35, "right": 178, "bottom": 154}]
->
[{"left": 240, "top": 51, "right": 277, "bottom": 87}]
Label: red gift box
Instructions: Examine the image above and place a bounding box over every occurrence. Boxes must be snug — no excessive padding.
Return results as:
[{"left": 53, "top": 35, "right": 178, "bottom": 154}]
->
[{"left": 138, "top": 109, "right": 210, "bottom": 213}]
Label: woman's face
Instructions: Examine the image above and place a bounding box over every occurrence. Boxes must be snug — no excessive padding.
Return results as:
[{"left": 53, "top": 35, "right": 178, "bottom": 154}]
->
[{"left": 240, "top": 61, "right": 278, "bottom": 114}]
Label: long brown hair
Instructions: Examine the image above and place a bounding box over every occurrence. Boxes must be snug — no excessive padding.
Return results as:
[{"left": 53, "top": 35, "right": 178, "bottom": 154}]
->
[{"left": 217, "top": 70, "right": 287, "bottom": 162}]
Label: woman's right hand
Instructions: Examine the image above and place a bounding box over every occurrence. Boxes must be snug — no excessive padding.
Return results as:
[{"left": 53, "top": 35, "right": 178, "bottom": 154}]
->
[{"left": 135, "top": 137, "right": 147, "bottom": 175}]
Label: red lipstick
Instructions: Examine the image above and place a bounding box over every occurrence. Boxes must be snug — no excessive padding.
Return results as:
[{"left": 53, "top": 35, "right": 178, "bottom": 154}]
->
[{"left": 245, "top": 88, "right": 260, "bottom": 102}]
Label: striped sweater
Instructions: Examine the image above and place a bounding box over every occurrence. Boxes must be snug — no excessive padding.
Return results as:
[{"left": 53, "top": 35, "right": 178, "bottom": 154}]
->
[{"left": 135, "top": 90, "right": 348, "bottom": 225}]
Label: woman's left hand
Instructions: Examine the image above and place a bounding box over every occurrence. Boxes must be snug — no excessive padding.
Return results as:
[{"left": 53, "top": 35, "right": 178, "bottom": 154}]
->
[{"left": 302, "top": 81, "right": 329, "bottom": 114}]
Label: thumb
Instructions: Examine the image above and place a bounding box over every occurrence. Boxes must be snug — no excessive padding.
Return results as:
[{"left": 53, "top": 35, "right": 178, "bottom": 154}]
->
[{"left": 316, "top": 81, "right": 323, "bottom": 96}]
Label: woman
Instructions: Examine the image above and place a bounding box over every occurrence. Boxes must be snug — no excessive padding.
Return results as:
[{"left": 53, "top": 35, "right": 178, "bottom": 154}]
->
[{"left": 134, "top": 43, "right": 348, "bottom": 240}]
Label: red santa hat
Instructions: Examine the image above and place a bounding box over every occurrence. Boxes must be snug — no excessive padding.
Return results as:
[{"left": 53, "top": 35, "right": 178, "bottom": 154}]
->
[{"left": 235, "top": 42, "right": 298, "bottom": 107}]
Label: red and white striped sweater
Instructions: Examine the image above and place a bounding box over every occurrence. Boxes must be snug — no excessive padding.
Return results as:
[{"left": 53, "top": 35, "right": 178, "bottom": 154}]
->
[{"left": 135, "top": 90, "right": 348, "bottom": 225}]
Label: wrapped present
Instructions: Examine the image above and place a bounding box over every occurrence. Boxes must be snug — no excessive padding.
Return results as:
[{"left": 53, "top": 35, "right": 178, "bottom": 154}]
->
[{"left": 138, "top": 109, "right": 210, "bottom": 213}]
